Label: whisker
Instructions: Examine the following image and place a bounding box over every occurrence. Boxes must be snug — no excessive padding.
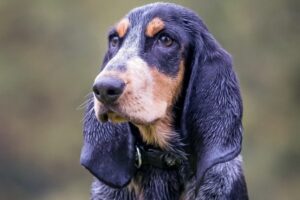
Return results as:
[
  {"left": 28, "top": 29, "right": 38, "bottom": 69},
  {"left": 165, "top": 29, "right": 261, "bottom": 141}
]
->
[{"left": 77, "top": 93, "right": 93, "bottom": 110}]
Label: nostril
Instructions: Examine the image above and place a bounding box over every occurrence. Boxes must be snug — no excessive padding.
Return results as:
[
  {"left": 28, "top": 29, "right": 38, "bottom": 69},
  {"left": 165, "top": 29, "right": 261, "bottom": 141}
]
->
[{"left": 107, "top": 89, "right": 119, "bottom": 96}]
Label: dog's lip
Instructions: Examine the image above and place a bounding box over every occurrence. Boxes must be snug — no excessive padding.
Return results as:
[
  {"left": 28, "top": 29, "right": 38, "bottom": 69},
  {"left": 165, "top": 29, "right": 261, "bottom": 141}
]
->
[
  {"left": 98, "top": 107, "right": 127, "bottom": 123},
  {"left": 99, "top": 112, "right": 109, "bottom": 122}
]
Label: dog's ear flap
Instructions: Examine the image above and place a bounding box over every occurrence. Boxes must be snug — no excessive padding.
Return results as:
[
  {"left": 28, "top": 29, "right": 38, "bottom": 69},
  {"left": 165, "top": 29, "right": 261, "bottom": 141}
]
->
[
  {"left": 181, "top": 31, "right": 243, "bottom": 186},
  {"left": 80, "top": 98, "right": 136, "bottom": 188}
]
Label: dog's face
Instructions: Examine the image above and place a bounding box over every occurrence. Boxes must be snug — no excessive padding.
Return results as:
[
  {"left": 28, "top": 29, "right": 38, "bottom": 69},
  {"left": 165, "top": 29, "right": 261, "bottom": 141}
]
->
[{"left": 93, "top": 6, "right": 190, "bottom": 126}]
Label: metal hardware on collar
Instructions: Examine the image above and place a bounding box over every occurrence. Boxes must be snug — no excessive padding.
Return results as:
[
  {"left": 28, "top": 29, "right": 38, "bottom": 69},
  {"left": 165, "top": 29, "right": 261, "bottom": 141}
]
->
[
  {"left": 135, "top": 145, "right": 182, "bottom": 169},
  {"left": 163, "top": 154, "right": 177, "bottom": 167},
  {"left": 135, "top": 146, "right": 142, "bottom": 168}
]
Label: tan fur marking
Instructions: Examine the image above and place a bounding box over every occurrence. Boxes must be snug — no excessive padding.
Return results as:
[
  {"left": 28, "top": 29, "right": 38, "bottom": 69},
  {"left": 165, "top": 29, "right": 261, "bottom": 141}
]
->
[
  {"left": 116, "top": 18, "right": 130, "bottom": 38},
  {"left": 146, "top": 17, "right": 165, "bottom": 37},
  {"left": 151, "top": 61, "right": 185, "bottom": 106},
  {"left": 136, "top": 114, "right": 173, "bottom": 149},
  {"left": 135, "top": 62, "right": 185, "bottom": 148},
  {"left": 128, "top": 178, "right": 143, "bottom": 199}
]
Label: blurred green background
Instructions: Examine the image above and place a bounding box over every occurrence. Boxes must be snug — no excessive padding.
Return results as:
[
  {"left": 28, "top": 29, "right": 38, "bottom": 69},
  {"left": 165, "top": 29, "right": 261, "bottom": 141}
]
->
[{"left": 0, "top": 0, "right": 299, "bottom": 199}]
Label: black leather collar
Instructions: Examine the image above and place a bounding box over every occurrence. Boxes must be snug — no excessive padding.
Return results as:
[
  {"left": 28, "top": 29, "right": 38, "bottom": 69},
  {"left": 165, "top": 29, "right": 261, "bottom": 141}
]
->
[{"left": 135, "top": 145, "right": 182, "bottom": 170}]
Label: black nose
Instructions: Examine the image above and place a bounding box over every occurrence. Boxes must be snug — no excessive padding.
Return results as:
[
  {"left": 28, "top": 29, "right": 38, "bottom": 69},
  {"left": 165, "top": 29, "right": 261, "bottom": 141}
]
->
[{"left": 93, "top": 77, "right": 125, "bottom": 104}]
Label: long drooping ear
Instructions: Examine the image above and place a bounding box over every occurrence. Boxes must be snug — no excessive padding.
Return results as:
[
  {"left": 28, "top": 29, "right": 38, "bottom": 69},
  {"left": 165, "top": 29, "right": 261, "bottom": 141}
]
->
[
  {"left": 181, "top": 28, "right": 243, "bottom": 188},
  {"left": 80, "top": 96, "right": 136, "bottom": 188}
]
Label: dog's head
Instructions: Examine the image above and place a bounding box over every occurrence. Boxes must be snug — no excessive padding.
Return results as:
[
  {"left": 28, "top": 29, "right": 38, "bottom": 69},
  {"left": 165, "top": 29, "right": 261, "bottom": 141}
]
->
[
  {"left": 93, "top": 15, "right": 184, "bottom": 125},
  {"left": 81, "top": 3, "right": 243, "bottom": 189}
]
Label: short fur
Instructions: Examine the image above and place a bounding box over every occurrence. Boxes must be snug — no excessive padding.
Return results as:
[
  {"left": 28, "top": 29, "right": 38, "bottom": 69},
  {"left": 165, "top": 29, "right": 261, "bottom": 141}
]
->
[{"left": 81, "top": 3, "right": 248, "bottom": 200}]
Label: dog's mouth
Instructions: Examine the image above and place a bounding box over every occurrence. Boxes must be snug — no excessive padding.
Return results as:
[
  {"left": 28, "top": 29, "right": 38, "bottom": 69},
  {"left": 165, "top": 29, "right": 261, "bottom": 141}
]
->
[
  {"left": 95, "top": 103, "right": 161, "bottom": 126},
  {"left": 95, "top": 103, "right": 126, "bottom": 123},
  {"left": 99, "top": 110, "right": 128, "bottom": 123}
]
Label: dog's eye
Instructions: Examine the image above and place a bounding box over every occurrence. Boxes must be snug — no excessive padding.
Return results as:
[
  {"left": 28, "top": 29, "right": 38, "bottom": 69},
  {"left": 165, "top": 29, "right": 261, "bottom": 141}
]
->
[
  {"left": 158, "top": 34, "right": 173, "bottom": 47},
  {"left": 110, "top": 36, "right": 120, "bottom": 48}
]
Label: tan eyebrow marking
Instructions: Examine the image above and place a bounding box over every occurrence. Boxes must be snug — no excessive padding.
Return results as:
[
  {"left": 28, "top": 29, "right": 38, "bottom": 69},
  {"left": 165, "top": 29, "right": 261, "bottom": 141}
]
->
[
  {"left": 145, "top": 17, "right": 165, "bottom": 37},
  {"left": 116, "top": 18, "right": 130, "bottom": 38}
]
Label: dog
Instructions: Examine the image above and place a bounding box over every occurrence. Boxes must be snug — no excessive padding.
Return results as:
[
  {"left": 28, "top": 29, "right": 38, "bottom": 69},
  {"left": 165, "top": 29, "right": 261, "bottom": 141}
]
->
[{"left": 80, "top": 3, "right": 248, "bottom": 200}]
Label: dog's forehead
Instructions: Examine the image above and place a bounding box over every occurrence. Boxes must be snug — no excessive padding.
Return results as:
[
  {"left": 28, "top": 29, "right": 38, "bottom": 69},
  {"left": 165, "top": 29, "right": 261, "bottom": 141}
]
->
[
  {"left": 126, "top": 2, "right": 186, "bottom": 22},
  {"left": 116, "top": 3, "right": 187, "bottom": 37}
]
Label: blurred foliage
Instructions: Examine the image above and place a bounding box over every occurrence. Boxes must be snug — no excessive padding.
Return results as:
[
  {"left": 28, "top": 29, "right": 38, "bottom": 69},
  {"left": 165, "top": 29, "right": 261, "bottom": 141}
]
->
[{"left": 0, "top": 0, "right": 299, "bottom": 199}]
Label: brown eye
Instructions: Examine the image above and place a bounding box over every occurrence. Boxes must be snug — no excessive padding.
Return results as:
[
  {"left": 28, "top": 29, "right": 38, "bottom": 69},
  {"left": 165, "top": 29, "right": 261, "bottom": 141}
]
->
[
  {"left": 159, "top": 34, "right": 173, "bottom": 47},
  {"left": 110, "top": 36, "right": 119, "bottom": 47}
]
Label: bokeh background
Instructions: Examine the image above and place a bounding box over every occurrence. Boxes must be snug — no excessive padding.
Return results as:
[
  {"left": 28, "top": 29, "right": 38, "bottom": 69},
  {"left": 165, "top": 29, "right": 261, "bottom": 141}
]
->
[{"left": 1, "top": 0, "right": 299, "bottom": 199}]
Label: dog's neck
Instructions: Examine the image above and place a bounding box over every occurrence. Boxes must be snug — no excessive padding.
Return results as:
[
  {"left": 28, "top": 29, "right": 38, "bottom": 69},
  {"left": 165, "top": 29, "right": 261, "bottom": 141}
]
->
[
  {"left": 135, "top": 112, "right": 173, "bottom": 150},
  {"left": 130, "top": 108, "right": 194, "bottom": 195},
  {"left": 133, "top": 109, "right": 190, "bottom": 169}
]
